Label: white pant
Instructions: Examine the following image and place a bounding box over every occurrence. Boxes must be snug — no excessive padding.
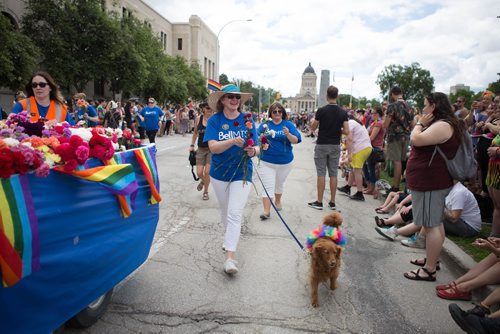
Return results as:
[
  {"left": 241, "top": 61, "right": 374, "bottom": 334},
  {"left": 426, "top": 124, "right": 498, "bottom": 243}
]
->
[
  {"left": 257, "top": 161, "right": 293, "bottom": 198},
  {"left": 210, "top": 178, "right": 252, "bottom": 252}
]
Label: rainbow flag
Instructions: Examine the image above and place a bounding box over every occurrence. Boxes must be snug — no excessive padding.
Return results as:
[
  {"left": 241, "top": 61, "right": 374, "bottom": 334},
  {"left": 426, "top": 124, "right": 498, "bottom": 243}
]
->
[
  {"left": 56, "top": 163, "right": 138, "bottom": 218},
  {"left": 134, "top": 147, "right": 161, "bottom": 204},
  {"left": 208, "top": 79, "right": 222, "bottom": 92},
  {"left": 0, "top": 175, "right": 40, "bottom": 287}
]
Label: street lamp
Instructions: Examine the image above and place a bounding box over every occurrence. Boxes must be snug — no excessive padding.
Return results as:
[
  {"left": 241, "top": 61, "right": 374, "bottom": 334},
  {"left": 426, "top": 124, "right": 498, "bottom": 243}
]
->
[{"left": 216, "top": 19, "right": 252, "bottom": 80}]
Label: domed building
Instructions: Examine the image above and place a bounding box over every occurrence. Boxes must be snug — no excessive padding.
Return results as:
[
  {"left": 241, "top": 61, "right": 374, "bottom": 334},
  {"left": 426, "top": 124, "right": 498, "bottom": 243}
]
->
[{"left": 286, "top": 62, "right": 318, "bottom": 114}]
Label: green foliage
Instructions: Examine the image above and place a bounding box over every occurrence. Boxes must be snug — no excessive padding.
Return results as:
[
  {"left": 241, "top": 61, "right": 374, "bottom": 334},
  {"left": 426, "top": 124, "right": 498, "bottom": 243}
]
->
[
  {"left": 376, "top": 62, "right": 434, "bottom": 108},
  {"left": 0, "top": 11, "right": 39, "bottom": 90},
  {"left": 219, "top": 73, "right": 229, "bottom": 85},
  {"left": 488, "top": 81, "right": 500, "bottom": 95}
]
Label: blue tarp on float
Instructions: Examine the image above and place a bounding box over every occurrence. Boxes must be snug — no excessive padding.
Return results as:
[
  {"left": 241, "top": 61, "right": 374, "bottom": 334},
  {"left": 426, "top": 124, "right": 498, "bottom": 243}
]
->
[{"left": 0, "top": 145, "right": 160, "bottom": 333}]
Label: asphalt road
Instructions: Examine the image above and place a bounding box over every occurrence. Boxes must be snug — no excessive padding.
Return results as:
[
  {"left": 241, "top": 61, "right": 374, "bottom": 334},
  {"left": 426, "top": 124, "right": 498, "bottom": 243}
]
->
[{"left": 65, "top": 131, "right": 473, "bottom": 333}]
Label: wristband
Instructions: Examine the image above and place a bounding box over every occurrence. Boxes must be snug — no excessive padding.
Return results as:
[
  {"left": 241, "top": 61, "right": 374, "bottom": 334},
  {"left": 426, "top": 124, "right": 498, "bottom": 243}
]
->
[
  {"left": 190, "top": 144, "right": 194, "bottom": 147},
  {"left": 416, "top": 122, "right": 423, "bottom": 127}
]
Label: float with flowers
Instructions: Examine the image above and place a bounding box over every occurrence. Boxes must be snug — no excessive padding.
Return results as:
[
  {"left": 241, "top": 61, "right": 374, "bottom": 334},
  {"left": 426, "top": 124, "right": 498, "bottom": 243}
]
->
[{"left": 0, "top": 112, "right": 162, "bottom": 332}]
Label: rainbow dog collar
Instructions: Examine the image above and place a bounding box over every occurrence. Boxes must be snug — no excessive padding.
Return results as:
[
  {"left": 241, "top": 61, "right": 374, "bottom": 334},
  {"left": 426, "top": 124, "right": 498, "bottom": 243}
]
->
[{"left": 305, "top": 224, "right": 347, "bottom": 251}]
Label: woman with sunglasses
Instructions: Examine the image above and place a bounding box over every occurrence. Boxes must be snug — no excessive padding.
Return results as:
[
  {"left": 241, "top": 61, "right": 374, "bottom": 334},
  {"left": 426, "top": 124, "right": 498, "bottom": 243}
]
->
[
  {"left": 257, "top": 102, "right": 301, "bottom": 219},
  {"left": 204, "top": 84, "right": 256, "bottom": 275},
  {"left": 11, "top": 71, "right": 73, "bottom": 124}
]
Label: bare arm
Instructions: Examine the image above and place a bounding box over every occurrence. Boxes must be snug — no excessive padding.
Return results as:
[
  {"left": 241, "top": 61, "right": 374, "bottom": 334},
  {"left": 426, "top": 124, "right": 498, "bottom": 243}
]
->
[
  {"left": 342, "top": 121, "right": 349, "bottom": 136},
  {"left": 410, "top": 120, "right": 453, "bottom": 147},
  {"left": 443, "top": 208, "right": 462, "bottom": 223},
  {"left": 190, "top": 117, "right": 200, "bottom": 150},
  {"left": 383, "top": 114, "right": 391, "bottom": 129},
  {"left": 310, "top": 119, "right": 319, "bottom": 132},
  {"left": 369, "top": 126, "right": 380, "bottom": 141}
]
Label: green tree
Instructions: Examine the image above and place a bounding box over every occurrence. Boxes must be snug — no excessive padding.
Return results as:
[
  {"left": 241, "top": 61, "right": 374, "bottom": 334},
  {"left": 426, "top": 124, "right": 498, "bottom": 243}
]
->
[
  {"left": 487, "top": 81, "right": 500, "bottom": 95},
  {"left": 219, "top": 73, "right": 229, "bottom": 85},
  {"left": 0, "top": 12, "right": 39, "bottom": 90},
  {"left": 22, "top": 0, "right": 119, "bottom": 92},
  {"left": 376, "top": 62, "right": 434, "bottom": 108}
]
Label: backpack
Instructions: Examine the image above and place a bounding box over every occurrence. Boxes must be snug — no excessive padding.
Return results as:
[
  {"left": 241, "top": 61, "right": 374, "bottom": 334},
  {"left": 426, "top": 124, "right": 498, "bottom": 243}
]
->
[{"left": 429, "top": 130, "right": 477, "bottom": 181}]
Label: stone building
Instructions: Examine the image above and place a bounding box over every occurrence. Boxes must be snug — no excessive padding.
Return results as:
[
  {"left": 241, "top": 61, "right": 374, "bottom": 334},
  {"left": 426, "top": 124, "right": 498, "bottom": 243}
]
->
[
  {"left": 286, "top": 62, "right": 318, "bottom": 114},
  {"left": 0, "top": 0, "right": 217, "bottom": 108}
]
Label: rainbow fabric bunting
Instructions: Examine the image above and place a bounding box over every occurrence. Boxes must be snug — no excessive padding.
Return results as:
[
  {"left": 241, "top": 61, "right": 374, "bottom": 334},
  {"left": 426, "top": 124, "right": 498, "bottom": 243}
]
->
[
  {"left": 56, "top": 163, "right": 138, "bottom": 218},
  {"left": 207, "top": 79, "right": 222, "bottom": 92},
  {"left": 305, "top": 224, "right": 347, "bottom": 251},
  {"left": 134, "top": 147, "right": 161, "bottom": 204},
  {"left": 0, "top": 175, "right": 40, "bottom": 287}
]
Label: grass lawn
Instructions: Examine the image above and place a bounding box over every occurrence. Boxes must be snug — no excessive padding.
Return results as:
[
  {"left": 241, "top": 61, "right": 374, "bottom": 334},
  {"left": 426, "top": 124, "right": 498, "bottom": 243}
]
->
[{"left": 377, "top": 168, "right": 488, "bottom": 262}]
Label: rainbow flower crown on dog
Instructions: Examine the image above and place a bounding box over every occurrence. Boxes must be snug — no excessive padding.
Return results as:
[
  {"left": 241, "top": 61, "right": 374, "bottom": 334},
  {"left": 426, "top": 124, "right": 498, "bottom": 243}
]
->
[{"left": 305, "top": 224, "right": 347, "bottom": 251}]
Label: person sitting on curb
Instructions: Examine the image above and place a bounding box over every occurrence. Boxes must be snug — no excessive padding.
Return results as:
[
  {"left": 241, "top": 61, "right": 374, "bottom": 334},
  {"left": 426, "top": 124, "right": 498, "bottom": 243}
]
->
[
  {"left": 442, "top": 181, "right": 482, "bottom": 238},
  {"left": 374, "top": 194, "right": 412, "bottom": 228},
  {"left": 374, "top": 188, "right": 409, "bottom": 214},
  {"left": 436, "top": 237, "right": 500, "bottom": 301},
  {"left": 448, "top": 287, "right": 500, "bottom": 333}
]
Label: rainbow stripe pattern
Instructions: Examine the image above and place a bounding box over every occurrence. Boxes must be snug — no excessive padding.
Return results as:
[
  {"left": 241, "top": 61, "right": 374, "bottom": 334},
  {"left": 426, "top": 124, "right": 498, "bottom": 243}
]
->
[
  {"left": 305, "top": 224, "right": 346, "bottom": 251},
  {"left": 134, "top": 147, "right": 161, "bottom": 204},
  {"left": 0, "top": 175, "right": 40, "bottom": 287},
  {"left": 57, "top": 163, "right": 138, "bottom": 218},
  {"left": 207, "top": 79, "right": 222, "bottom": 92}
]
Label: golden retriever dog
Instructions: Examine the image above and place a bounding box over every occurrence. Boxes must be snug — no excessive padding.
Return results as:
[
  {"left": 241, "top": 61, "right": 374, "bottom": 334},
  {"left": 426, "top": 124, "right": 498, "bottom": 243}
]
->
[{"left": 309, "top": 212, "right": 344, "bottom": 307}]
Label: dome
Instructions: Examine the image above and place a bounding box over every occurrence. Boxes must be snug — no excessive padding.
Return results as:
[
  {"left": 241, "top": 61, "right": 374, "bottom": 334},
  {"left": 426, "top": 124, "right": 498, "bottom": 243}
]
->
[{"left": 303, "top": 62, "right": 315, "bottom": 74}]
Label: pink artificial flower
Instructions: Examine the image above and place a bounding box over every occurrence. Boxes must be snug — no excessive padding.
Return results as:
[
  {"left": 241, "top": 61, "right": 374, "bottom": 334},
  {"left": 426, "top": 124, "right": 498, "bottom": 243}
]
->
[
  {"left": 247, "top": 138, "right": 255, "bottom": 147},
  {"left": 75, "top": 145, "right": 90, "bottom": 164},
  {"left": 35, "top": 163, "right": 51, "bottom": 177}
]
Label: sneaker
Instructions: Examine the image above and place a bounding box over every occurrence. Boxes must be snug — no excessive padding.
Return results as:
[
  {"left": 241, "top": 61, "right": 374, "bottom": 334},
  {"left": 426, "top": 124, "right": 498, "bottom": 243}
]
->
[
  {"left": 401, "top": 234, "right": 426, "bottom": 249},
  {"left": 449, "top": 304, "right": 499, "bottom": 333},
  {"left": 337, "top": 185, "right": 351, "bottom": 196},
  {"left": 328, "top": 202, "right": 337, "bottom": 210},
  {"left": 349, "top": 191, "right": 365, "bottom": 201},
  {"left": 224, "top": 258, "right": 238, "bottom": 275},
  {"left": 308, "top": 201, "right": 323, "bottom": 210},
  {"left": 375, "top": 226, "right": 398, "bottom": 241}
]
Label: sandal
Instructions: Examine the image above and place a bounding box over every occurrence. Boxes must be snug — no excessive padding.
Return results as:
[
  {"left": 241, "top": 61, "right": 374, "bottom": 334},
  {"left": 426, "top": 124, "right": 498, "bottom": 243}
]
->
[
  {"left": 436, "top": 281, "right": 456, "bottom": 291},
  {"left": 197, "top": 181, "right": 204, "bottom": 191},
  {"left": 202, "top": 192, "right": 209, "bottom": 200},
  {"left": 375, "top": 216, "right": 388, "bottom": 228},
  {"left": 375, "top": 208, "right": 390, "bottom": 214},
  {"left": 436, "top": 285, "right": 472, "bottom": 301},
  {"left": 260, "top": 213, "right": 270, "bottom": 220},
  {"left": 404, "top": 267, "right": 436, "bottom": 282},
  {"left": 410, "top": 258, "right": 441, "bottom": 271}
]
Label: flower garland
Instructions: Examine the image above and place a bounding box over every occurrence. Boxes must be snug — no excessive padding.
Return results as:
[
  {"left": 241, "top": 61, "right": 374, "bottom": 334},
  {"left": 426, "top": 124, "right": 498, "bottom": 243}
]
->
[
  {"left": 305, "top": 224, "right": 347, "bottom": 251},
  {"left": 0, "top": 111, "right": 142, "bottom": 179}
]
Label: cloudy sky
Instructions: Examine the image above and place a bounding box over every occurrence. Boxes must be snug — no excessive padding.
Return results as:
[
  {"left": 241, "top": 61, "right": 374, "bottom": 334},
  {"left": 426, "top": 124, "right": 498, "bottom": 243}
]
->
[{"left": 145, "top": 0, "right": 499, "bottom": 100}]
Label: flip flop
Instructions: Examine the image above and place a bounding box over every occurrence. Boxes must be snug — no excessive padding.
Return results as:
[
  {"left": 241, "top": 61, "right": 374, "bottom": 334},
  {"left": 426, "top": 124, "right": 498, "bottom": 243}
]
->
[
  {"left": 202, "top": 192, "right": 209, "bottom": 200},
  {"left": 197, "top": 181, "right": 204, "bottom": 191},
  {"left": 404, "top": 268, "right": 436, "bottom": 282},
  {"left": 410, "top": 258, "right": 441, "bottom": 270},
  {"left": 375, "top": 208, "right": 389, "bottom": 214},
  {"left": 375, "top": 216, "right": 388, "bottom": 228}
]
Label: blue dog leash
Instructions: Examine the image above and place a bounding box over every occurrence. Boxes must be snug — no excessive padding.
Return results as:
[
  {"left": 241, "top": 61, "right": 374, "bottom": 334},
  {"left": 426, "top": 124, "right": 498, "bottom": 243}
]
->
[{"left": 254, "top": 168, "right": 306, "bottom": 253}]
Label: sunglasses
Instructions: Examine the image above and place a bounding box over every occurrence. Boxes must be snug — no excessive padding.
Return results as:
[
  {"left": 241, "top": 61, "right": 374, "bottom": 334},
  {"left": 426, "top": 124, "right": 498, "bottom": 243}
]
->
[
  {"left": 31, "top": 82, "right": 48, "bottom": 88},
  {"left": 225, "top": 94, "right": 241, "bottom": 100},
  {"left": 272, "top": 109, "right": 282, "bottom": 114},
  {"left": 457, "top": 100, "right": 464, "bottom": 103}
]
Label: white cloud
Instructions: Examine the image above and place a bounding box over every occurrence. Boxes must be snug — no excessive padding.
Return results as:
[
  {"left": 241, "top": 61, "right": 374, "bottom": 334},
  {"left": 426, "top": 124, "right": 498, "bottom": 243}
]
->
[{"left": 145, "top": 0, "right": 500, "bottom": 100}]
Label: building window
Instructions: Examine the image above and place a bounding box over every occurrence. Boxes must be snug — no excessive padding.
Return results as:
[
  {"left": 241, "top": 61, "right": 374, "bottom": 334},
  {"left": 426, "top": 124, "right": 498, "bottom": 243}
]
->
[
  {"left": 204, "top": 57, "right": 207, "bottom": 77},
  {"left": 177, "top": 38, "right": 182, "bottom": 50}
]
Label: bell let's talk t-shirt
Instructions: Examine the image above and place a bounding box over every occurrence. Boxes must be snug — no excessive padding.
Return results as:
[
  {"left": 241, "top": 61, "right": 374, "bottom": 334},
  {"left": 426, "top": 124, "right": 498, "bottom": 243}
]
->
[
  {"left": 204, "top": 112, "right": 258, "bottom": 182},
  {"left": 314, "top": 104, "right": 348, "bottom": 145}
]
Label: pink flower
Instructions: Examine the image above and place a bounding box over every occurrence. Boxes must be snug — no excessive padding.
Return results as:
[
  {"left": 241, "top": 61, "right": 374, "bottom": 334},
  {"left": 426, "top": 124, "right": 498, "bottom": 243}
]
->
[
  {"left": 69, "top": 135, "right": 83, "bottom": 148},
  {"left": 75, "top": 146, "right": 90, "bottom": 164},
  {"left": 35, "top": 163, "right": 51, "bottom": 177},
  {"left": 247, "top": 138, "right": 254, "bottom": 146}
]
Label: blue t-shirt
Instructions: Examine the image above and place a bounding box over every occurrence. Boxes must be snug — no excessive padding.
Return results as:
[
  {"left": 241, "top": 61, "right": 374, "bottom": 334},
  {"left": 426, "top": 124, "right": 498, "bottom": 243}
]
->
[
  {"left": 258, "top": 120, "right": 302, "bottom": 164},
  {"left": 12, "top": 100, "right": 74, "bottom": 125},
  {"left": 139, "top": 106, "right": 163, "bottom": 130},
  {"left": 204, "top": 112, "right": 258, "bottom": 182},
  {"left": 76, "top": 105, "right": 98, "bottom": 127}
]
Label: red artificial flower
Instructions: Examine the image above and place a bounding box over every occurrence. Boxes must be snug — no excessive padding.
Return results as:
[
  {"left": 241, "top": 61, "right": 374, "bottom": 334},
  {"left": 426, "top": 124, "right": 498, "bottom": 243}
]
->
[
  {"left": 233, "top": 121, "right": 240, "bottom": 127},
  {"left": 64, "top": 159, "right": 78, "bottom": 172},
  {"left": 247, "top": 138, "right": 255, "bottom": 147},
  {"left": 69, "top": 135, "right": 83, "bottom": 148},
  {"left": 54, "top": 125, "right": 64, "bottom": 134},
  {"left": 55, "top": 143, "right": 73, "bottom": 161},
  {"left": 0, "top": 148, "right": 15, "bottom": 178},
  {"left": 244, "top": 113, "right": 252, "bottom": 119},
  {"left": 12, "top": 150, "right": 29, "bottom": 174},
  {"left": 261, "top": 136, "right": 268, "bottom": 144}
]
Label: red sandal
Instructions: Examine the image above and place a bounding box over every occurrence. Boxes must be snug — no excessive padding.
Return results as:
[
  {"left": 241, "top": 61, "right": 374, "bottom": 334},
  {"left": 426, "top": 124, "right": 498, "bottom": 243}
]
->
[
  {"left": 436, "top": 281, "right": 456, "bottom": 291},
  {"left": 436, "top": 285, "right": 472, "bottom": 301}
]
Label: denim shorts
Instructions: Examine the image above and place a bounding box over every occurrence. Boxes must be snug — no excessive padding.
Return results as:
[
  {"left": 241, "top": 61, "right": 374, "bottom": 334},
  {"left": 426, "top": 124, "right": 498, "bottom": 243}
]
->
[{"left": 314, "top": 144, "right": 341, "bottom": 177}]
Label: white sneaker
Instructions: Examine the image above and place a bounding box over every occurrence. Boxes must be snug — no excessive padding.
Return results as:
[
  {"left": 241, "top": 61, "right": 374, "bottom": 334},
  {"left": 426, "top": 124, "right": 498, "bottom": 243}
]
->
[
  {"left": 224, "top": 258, "right": 238, "bottom": 275},
  {"left": 375, "top": 226, "right": 398, "bottom": 241},
  {"left": 401, "top": 234, "right": 426, "bottom": 249}
]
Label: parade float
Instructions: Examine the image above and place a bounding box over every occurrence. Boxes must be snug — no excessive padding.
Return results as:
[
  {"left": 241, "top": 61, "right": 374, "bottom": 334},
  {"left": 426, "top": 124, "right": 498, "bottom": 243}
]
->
[{"left": 0, "top": 112, "right": 162, "bottom": 333}]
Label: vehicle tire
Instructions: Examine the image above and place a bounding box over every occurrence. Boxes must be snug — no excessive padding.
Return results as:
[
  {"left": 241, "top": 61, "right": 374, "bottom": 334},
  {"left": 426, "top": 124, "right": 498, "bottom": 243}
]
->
[{"left": 66, "top": 289, "right": 114, "bottom": 328}]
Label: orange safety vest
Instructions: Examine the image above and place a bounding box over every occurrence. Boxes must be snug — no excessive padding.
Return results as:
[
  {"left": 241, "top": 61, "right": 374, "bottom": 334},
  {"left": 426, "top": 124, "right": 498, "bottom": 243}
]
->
[{"left": 19, "top": 97, "right": 68, "bottom": 122}]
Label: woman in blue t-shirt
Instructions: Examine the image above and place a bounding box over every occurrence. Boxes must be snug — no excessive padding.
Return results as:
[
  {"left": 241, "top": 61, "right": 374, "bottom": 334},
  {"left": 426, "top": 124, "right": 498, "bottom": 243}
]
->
[
  {"left": 137, "top": 97, "right": 164, "bottom": 144},
  {"left": 257, "top": 102, "right": 301, "bottom": 220},
  {"left": 204, "top": 84, "right": 257, "bottom": 275}
]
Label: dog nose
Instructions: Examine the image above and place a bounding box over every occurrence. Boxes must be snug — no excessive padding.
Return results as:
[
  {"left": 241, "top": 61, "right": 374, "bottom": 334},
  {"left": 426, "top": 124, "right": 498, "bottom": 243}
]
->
[{"left": 329, "top": 261, "right": 336, "bottom": 268}]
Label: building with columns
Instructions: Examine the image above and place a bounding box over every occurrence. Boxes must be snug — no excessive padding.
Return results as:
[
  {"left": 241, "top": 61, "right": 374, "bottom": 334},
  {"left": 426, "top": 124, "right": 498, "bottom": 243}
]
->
[
  {"left": 287, "top": 62, "right": 318, "bottom": 114},
  {"left": 0, "top": 0, "right": 218, "bottom": 106}
]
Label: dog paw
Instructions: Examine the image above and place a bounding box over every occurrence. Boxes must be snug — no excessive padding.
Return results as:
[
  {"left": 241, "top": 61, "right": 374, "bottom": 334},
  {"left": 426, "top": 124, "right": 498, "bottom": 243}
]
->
[{"left": 311, "top": 302, "right": 319, "bottom": 308}]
